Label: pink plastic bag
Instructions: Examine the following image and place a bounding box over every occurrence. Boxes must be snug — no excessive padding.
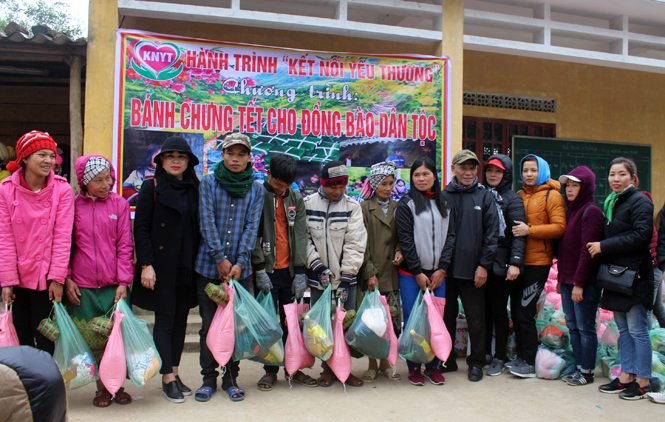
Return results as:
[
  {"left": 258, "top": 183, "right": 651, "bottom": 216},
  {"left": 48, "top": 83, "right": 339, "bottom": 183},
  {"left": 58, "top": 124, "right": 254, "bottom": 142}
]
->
[
  {"left": 423, "top": 291, "right": 452, "bottom": 362},
  {"left": 206, "top": 283, "right": 235, "bottom": 367},
  {"left": 326, "top": 306, "right": 351, "bottom": 385},
  {"left": 99, "top": 310, "right": 126, "bottom": 396},
  {"left": 284, "top": 301, "right": 315, "bottom": 377},
  {"left": 379, "top": 295, "right": 398, "bottom": 368},
  {"left": 0, "top": 305, "right": 20, "bottom": 348}
]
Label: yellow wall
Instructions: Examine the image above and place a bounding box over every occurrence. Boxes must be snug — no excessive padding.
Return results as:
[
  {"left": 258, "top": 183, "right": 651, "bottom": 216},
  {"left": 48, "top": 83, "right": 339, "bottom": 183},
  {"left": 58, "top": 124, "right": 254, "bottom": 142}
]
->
[{"left": 463, "top": 50, "right": 665, "bottom": 207}]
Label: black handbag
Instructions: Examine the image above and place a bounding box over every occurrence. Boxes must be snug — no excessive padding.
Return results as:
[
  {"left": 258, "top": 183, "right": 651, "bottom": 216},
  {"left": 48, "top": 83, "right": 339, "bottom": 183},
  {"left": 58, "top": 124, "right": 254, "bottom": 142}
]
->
[
  {"left": 596, "top": 264, "right": 637, "bottom": 296},
  {"left": 492, "top": 248, "right": 510, "bottom": 277}
]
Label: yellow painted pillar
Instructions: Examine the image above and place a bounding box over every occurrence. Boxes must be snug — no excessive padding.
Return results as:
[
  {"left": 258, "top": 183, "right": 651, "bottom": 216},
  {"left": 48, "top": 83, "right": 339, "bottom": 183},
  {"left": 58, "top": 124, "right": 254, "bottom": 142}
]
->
[
  {"left": 83, "top": 0, "right": 118, "bottom": 157},
  {"left": 437, "top": 0, "right": 464, "bottom": 157}
]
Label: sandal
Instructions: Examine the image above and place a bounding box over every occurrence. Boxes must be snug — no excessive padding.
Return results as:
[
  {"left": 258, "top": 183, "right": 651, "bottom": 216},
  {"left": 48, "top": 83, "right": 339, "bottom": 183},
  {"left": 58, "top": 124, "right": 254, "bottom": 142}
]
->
[
  {"left": 194, "top": 386, "right": 215, "bottom": 402},
  {"left": 379, "top": 367, "right": 401, "bottom": 381},
  {"left": 224, "top": 386, "right": 245, "bottom": 401},
  {"left": 317, "top": 369, "right": 336, "bottom": 387},
  {"left": 361, "top": 369, "right": 378, "bottom": 382},
  {"left": 93, "top": 388, "right": 112, "bottom": 408},
  {"left": 114, "top": 387, "right": 132, "bottom": 405},
  {"left": 291, "top": 371, "right": 318, "bottom": 387},
  {"left": 257, "top": 373, "right": 278, "bottom": 391},
  {"left": 346, "top": 373, "right": 364, "bottom": 387}
]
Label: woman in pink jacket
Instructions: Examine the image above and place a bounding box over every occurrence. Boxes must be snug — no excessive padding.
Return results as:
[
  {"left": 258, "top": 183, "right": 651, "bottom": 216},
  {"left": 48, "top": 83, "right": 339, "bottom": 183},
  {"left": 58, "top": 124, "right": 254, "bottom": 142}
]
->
[
  {"left": 64, "top": 154, "right": 134, "bottom": 407},
  {"left": 0, "top": 131, "right": 74, "bottom": 355}
]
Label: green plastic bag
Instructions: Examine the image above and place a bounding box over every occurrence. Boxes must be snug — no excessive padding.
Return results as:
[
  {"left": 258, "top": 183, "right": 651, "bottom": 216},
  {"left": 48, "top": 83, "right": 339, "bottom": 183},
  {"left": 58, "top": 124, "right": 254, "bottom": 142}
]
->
[
  {"left": 536, "top": 319, "right": 570, "bottom": 349},
  {"left": 232, "top": 280, "right": 283, "bottom": 361},
  {"left": 398, "top": 291, "right": 434, "bottom": 364},
  {"left": 651, "top": 328, "right": 665, "bottom": 354},
  {"left": 345, "top": 289, "right": 390, "bottom": 360},
  {"left": 535, "top": 346, "right": 576, "bottom": 380},
  {"left": 116, "top": 298, "right": 162, "bottom": 387},
  {"left": 250, "top": 291, "right": 285, "bottom": 366},
  {"left": 53, "top": 302, "right": 99, "bottom": 390},
  {"left": 302, "top": 284, "right": 334, "bottom": 360}
]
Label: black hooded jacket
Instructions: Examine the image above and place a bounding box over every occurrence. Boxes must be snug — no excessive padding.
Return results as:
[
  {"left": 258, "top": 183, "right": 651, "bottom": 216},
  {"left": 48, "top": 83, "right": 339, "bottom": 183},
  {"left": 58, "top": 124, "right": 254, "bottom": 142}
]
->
[
  {"left": 444, "top": 172, "right": 499, "bottom": 281},
  {"left": 482, "top": 154, "right": 526, "bottom": 270}
]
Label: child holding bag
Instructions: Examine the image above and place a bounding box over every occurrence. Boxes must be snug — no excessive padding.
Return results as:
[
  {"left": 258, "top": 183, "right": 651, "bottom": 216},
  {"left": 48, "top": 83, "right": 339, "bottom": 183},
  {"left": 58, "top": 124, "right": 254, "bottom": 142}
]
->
[
  {"left": 65, "top": 154, "right": 134, "bottom": 407},
  {"left": 0, "top": 131, "right": 74, "bottom": 355}
]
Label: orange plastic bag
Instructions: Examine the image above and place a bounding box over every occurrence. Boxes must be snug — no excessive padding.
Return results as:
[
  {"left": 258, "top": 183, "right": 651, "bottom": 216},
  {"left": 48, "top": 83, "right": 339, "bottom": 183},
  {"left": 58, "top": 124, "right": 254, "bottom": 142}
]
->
[
  {"left": 379, "top": 295, "right": 398, "bottom": 368},
  {"left": 206, "top": 283, "right": 235, "bottom": 367},
  {"left": 284, "top": 300, "right": 315, "bottom": 377},
  {"left": 0, "top": 305, "right": 20, "bottom": 348},
  {"left": 99, "top": 310, "right": 126, "bottom": 396},
  {"left": 423, "top": 290, "right": 452, "bottom": 363},
  {"left": 327, "top": 305, "right": 351, "bottom": 385}
]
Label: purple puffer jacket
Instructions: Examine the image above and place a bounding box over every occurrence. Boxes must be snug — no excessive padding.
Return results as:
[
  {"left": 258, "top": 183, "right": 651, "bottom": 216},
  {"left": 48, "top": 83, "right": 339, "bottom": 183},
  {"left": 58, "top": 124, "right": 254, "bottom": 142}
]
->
[{"left": 67, "top": 155, "right": 134, "bottom": 288}]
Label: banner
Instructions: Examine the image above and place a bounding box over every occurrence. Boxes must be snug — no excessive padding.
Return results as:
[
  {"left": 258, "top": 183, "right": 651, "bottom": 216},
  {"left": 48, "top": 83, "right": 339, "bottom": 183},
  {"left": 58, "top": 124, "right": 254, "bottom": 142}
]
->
[{"left": 113, "top": 30, "right": 451, "bottom": 205}]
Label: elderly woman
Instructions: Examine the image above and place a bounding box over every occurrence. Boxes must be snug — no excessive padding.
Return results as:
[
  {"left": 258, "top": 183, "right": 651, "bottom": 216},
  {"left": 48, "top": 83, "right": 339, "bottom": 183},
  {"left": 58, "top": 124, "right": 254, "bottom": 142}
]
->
[
  {"left": 65, "top": 154, "right": 135, "bottom": 407},
  {"left": 359, "top": 161, "right": 404, "bottom": 382}
]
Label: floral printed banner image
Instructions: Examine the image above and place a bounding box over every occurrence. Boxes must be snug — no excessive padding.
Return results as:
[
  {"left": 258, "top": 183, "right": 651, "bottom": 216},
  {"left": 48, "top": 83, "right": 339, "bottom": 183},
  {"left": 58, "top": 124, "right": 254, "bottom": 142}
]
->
[{"left": 113, "top": 30, "right": 451, "bottom": 203}]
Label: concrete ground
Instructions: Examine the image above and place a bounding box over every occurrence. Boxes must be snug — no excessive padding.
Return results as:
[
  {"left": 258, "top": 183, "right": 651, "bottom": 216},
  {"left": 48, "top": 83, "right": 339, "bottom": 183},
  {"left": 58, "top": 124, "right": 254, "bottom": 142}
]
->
[{"left": 67, "top": 353, "right": 664, "bottom": 422}]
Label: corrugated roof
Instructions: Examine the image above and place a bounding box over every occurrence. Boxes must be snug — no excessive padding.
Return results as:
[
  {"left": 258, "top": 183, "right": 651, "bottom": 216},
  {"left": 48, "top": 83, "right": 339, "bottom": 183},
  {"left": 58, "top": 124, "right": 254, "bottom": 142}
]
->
[{"left": 0, "top": 23, "right": 86, "bottom": 46}]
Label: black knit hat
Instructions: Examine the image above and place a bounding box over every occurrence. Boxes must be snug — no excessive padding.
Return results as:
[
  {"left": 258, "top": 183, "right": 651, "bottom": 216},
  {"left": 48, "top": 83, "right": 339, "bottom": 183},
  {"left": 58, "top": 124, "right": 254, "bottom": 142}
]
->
[
  {"left": 320, "top": 160, "right": 349, "bottom": 186},
  {"left": 153, "top": 136, "right": 199, "bottom": 166}
]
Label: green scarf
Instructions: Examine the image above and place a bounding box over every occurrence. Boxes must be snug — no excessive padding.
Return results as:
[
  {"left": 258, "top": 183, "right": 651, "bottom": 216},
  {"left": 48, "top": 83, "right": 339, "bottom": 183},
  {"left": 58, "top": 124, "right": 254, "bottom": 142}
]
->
[
  {"left": 604, "top": 187, "right": 630, "bottom": 222},
  {"left": 214, "top": 161, "right": 254, "bottom": 198}
]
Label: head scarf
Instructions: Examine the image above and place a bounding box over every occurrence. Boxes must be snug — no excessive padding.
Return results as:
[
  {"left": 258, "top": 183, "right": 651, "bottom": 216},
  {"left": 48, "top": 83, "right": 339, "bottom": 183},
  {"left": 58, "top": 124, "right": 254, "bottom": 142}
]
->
[
  {"left": 369, "top": 161, "right": 397, "bottom": 190},
  {"left": 82, "top": 156, "right": 111, "bottom": 186}
]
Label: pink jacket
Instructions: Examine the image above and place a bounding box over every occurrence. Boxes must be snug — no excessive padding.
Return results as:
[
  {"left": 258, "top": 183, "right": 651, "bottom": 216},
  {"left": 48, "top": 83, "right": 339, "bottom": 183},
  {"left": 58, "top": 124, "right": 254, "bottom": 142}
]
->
[
  {"left": 0, "top": 170, "right": 74, "bottom": 290},
  {"left": 68, "top": 155, "right": 134, "bottom": 288}
]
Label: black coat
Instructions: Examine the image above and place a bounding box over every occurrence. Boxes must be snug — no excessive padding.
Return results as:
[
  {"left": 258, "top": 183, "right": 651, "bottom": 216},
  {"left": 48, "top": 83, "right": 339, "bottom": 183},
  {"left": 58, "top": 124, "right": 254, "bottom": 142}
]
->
[
  {"left": 131, "top": 175, "right": 200, "bottom": 315},
  {"left": 443, "top": 180, "right": 499, "bottom": 280},
  {"left": 483, "top": 154, "right": 526, "bottom": 270},
  {"left": 599, "top": 187, "right": 654, "bottom": 312},
  {"left": 656, "top": 203, "right": 665, "bottom": 272}
]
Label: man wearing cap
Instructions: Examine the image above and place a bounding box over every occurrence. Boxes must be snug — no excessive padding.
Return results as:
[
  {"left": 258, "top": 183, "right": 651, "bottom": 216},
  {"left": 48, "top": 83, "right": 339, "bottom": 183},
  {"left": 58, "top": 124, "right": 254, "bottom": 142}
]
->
[
  {"left": 195, "top": 133, "right": 264, "bottom": 402},
  {"left": 442, "top": 150, "right": 499, "bottom": 382},
  {"left": 304, "top": 160, "right": 367, "bottom": 387}
]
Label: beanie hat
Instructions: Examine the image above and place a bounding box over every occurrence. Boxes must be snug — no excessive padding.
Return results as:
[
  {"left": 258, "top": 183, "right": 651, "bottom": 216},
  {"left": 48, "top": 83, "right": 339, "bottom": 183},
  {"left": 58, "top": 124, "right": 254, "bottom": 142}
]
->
[
  {"left": 320, "top": 160, "right": 349, "bottom": 187},
  {"left": 7, "top": 131, "right": 57, "bottom": 173}
]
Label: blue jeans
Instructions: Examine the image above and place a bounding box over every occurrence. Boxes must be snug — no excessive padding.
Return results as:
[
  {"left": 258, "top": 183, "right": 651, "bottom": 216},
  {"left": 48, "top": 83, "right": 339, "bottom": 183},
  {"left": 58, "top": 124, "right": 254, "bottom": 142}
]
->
[
  {"left": 399, "top": 272, "right": 446, "bottom": 371},
  {"left": 559, "top": 282, "right": 600, "bottom": 373},
  {"left": 613, "top": 304, "right": 652, "bottom": 379}
]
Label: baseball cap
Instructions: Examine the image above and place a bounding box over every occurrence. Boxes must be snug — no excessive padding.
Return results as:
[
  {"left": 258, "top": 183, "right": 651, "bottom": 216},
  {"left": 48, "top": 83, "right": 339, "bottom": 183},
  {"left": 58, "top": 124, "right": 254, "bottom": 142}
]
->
[
  {"left": 452, "top": 149, "right": 480, "bottom": 166},
  {"left": 222, "top": 133, "right": 251, "bottom": 152},
  {"left": 483, "top": 158, "right": 506, "bottom": 170},
  {"left": 559, "top": 174, "right": 581, "bottom": 185}
]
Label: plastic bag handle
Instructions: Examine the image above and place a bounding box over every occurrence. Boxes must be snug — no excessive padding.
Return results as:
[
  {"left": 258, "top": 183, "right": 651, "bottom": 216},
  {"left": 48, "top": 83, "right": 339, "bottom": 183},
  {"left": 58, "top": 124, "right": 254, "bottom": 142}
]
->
[{"left": 4, "top": 303, "right": 10, "bottom": 313}]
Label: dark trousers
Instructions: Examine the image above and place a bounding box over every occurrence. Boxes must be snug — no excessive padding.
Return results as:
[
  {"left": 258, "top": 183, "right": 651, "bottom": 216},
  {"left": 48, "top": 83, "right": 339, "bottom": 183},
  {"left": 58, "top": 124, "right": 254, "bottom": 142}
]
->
[
  {"left": 264, "top": 268, "right": 293, "bottom": 375},
  {"left": 153, "top": 284, "right": 192, "bottom": 375},
  {"left": 485, "top": 272, "right": 511, "bottom": 360},
  {"left": 197, "top": 273, "right": 251, "bottom": 389},
  {"left": 443, "top": 277, "right": 486, "bottom": 369},
  {"left": 12, "top": 286, "right": 54, "bottom": 355},
  {"left": 509, "top": 265, "right": 549, "bottom": 365}
]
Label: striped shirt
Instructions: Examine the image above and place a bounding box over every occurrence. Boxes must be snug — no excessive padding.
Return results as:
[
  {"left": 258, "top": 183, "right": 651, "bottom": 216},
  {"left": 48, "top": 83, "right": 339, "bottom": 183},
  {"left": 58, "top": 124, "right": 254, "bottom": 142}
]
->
[{"left": 195, "top": 175, "right": 264, "bottom": 280}]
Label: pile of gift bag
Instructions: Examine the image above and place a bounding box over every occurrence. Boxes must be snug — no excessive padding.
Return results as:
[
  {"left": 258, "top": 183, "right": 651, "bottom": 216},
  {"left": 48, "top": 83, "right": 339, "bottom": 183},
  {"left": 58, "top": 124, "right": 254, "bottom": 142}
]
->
[
  {"left": 531, "top": 260, "right": 665, "bottom": 389},
  {"left": 205, "top": 280, "right": 453, "bottom": 387}
]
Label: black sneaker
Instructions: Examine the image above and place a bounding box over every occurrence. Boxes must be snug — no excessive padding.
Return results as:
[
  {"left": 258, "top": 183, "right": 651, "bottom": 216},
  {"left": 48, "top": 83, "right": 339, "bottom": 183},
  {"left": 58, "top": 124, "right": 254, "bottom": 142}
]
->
[
  {"left": 565, "top": 372, "right": 594, "bottom": 386},
  {"left": 439, "top": 359, "right": 458, "bottom": 373},
  {"left": 619, "top": 382, "right": 652, "bottom": 400},
  {"left": 468, "top": 367, "right": 484, "bottom": 382},
  {"left": 598, "top": 378, "right": 630, "bottom": 394},
  {"left": 162, "top": 380, "right": 185, "bottom": 403},
  {"left": 562, "top": 370, "right": 579, "bottom": 383},
  {"left": 175, "top": 375, "right": 192, "bottom": 396}
]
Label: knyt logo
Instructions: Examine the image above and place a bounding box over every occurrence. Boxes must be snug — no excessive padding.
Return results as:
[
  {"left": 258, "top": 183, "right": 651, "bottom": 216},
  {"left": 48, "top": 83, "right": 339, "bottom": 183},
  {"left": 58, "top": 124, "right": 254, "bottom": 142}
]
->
[{"left": 131, "top": 40, "right": 184, "bottom": 81}]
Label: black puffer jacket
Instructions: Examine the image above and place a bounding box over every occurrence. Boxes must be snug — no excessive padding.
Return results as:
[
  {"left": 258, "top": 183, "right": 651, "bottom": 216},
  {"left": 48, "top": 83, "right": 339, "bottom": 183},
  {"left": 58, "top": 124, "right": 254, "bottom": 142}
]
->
[
  {"left": 599, "top": 187, "right": 654, "bottom": 312},
  {"left": 0, "top": 346, "right": 67, "bottom": 421},
  {"left": 443, "top": 179, "right": 499, "bottom": 280},
  {"left": 483, "top": 154, "right": 526, "bottom": 270}
]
